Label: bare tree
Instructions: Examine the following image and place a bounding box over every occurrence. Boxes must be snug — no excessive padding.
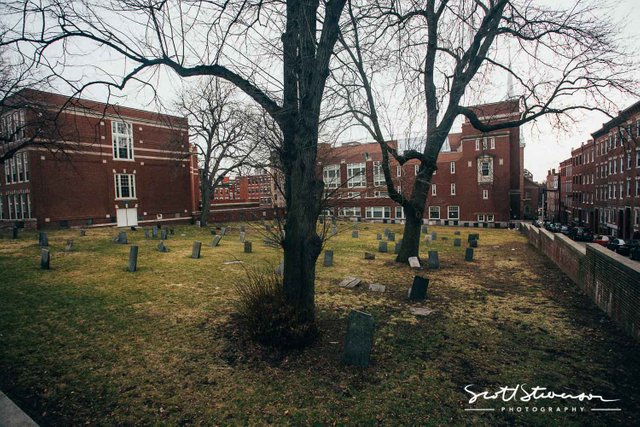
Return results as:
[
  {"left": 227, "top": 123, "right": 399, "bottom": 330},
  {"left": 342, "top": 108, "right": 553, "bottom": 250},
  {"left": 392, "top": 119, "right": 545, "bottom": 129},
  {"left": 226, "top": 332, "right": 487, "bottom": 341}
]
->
[
  {"left": 1, "top": 0, "right": 348, "bottom": 325},
  {"left": 178, "top": 78, "right": 260, "bottom": 226},
  {"left": 337, "top": 0, "right": 637, "bottom": 262}
]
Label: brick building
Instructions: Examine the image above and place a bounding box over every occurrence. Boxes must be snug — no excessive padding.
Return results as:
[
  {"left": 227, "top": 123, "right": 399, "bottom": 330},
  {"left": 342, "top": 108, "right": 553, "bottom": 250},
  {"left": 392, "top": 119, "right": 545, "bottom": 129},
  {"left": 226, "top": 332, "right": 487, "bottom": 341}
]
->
[
  {"left": 544, "top": 168, "right": 560, "bottom": 222},
  {"left": 559, "top": 158, "right": 573, "bottom": 224},
  {"left": 0, "top": 89, "right": 198, "bottom": 229},
  {"left": 522, "top": 170, "right": 543, "bottom": 220},
  {"left": 319, "top": 100, "right": 528, "bottom": 226},
  {"left": 569, "top": 140, "right": 596, "bottom": 227}
]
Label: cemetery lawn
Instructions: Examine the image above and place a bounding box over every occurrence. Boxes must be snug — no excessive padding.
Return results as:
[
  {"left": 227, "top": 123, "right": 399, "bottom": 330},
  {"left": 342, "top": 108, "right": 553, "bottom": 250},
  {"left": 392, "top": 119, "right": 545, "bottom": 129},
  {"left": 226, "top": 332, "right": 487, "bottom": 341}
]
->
[{"left": 1, "top": 223, "right": 639, "bottom": 426}]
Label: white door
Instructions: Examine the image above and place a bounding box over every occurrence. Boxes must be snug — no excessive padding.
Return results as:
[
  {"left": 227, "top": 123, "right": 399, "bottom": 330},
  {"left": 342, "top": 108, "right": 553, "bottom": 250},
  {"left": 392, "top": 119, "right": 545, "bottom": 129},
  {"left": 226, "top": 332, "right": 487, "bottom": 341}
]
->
[{"left": 116, "top": 208, "right": 138, "bottom": 227}]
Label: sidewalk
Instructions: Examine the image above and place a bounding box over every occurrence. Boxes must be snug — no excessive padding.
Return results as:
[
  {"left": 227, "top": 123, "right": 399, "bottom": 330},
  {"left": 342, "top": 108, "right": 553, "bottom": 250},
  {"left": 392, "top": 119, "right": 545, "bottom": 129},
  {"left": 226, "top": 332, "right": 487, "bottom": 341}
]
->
[{"left": 0, "top": 392, "right": 37, "bottom": 427}]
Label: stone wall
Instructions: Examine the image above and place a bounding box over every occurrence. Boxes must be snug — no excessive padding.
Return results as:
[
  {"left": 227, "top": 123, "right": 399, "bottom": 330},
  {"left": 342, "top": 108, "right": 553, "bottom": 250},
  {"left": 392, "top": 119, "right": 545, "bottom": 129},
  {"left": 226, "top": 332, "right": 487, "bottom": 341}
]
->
[{"left": 521, "top": 223, "right": 640, "bottom": 341}]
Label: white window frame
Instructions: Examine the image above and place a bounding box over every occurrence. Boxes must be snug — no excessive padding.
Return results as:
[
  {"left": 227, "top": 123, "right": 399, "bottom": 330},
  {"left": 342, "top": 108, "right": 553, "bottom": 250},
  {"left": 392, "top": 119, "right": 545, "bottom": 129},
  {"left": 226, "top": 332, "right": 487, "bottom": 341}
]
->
[
  {"left": 112, "top": 121, "right": 134, "bottom": 161},
  {"left": 323, "top": 164, "right": 341, "bottom": 189},
  {"left": 339, "top": 207, "right": 361, "bottom": 217},
  {"left": 447, "top": 205, "right": 460, "bottom": 220},
  {"left": 347, "top": 162, "right": 366, "bottom": 188},
  {"left": 450, "top": 161, "right": 455, "bottom": 174},
  {"left": 395, "top": 206, "right": 405, "bottom": 219},
  {"left": 482, "top": 189, "right": 489, "bottom": 199},
  {"left": 373, "top": 161, "right": 385, "bottom": 186},
  {"left": 429, "top": 206, "right": 440, "bottom": 220},
  {"left": 431, "top": 184, "right": 437, "bottom": 196},
  {"left": 396, "top": 165, "right": 402, "bottom": 177},
  {"left": 365, "top": 206, "right": 391, "bottom": 219},
  {"left": 347, "top": 191, "right": 361, "bottom": 199},
  {"left": 114, "top": 173, "right": 137, "bottom": 200},
  {"left": 450, "top": 183, "right": 456, "bottom": 196}
]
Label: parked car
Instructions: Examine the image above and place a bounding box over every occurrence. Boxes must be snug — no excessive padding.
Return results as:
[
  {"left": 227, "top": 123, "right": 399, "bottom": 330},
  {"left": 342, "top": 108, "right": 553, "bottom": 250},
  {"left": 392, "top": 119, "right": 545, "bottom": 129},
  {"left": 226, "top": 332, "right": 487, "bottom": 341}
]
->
[
  {"left": 592, "top": 235, "right": 611, "bottom": 247},
  {"left": 626, "top": 240, "right": 640, "bottom": 260},
  {"left": 607, "top": 238, "right": 630, "bottom": 256},
  {"left": 570, "top": 227, "right": 593, "bottom": 242},
  {"left": 560, "top": 225, "right": 571, "bottom": 235},
  {"left": 546, "top": 223, "right": 561, "bottom": 232}
]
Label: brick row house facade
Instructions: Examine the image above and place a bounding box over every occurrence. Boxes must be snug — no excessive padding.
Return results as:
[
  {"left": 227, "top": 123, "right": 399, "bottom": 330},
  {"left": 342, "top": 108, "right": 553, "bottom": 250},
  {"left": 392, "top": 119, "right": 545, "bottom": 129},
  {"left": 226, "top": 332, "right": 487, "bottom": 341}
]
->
[
  {"left": 319, "top": 100, "right": 534, "bottom": 226},
  {"left": 551, "top": 100, "right": 640, "bottom": 239},
  {"left": 0, "top": 89, "right": 199, "bottom": 229}
]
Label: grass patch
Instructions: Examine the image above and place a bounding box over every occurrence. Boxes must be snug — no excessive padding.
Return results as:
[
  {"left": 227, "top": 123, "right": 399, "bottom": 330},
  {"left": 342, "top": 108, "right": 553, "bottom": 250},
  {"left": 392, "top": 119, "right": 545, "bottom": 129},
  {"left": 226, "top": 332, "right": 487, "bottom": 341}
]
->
[{"left": 0, "top": 223, "right": 639, "bottom": 426}]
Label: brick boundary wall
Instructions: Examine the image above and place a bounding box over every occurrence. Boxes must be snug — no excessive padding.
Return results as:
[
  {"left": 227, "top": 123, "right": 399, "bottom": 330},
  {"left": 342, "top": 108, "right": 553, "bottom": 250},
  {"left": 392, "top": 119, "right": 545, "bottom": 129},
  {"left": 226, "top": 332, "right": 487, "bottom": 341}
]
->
[{"left": 520, "top": 223, "right": 640, "bottom": 341}]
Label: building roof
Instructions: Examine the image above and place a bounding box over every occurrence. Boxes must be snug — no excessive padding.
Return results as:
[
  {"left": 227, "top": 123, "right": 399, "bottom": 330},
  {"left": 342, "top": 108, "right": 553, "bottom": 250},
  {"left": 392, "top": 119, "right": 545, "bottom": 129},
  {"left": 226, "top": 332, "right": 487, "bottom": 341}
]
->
[{"left": 591, "top": 99, "right": 640, "bottom": 139}]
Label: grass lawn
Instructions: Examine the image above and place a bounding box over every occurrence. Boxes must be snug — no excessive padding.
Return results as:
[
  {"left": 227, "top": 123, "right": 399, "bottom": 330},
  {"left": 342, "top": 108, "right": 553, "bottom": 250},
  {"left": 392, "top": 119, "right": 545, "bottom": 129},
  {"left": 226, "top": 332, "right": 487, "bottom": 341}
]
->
[{"left": 1, "top": 223, "right": 639, "bottom": 426}]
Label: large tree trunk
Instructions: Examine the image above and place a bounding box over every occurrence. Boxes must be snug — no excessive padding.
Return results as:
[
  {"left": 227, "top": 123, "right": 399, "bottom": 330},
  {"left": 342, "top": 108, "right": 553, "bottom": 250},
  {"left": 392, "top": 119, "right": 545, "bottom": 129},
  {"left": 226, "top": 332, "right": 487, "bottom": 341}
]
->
[
  {"left": 281, "top": 132, "right": 323, "bottom": 323},
  {"left": 199, "top": 184, "right": 211, "bottom": 227},
  {"left": 396, "top": 169, "right": 431, "bottom": 263}
]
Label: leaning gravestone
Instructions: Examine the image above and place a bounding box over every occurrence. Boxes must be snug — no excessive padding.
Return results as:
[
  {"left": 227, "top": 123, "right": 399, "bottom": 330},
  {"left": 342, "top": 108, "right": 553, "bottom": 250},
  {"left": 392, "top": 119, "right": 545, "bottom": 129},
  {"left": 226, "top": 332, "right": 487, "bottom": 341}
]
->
[
  {"left": 378, "top": 241, "right": 388, "bottom": 253},
  {"left": 421, "top": 224, "right": 428, "bottom": 234},
  {"left": 128, "top": 246, "right": 138, "bottom": 272},
  {"left": 453, "top": 238, "right": 461, "bottom": 247},
  {"left": 191, "top": 241, "right": 202, "bottom": 259},
  {"left": 64, "top": 239, "right": 73, "bottom": 252},
  {"left": 338, "top": 276, "right": 361, "bottom": 288},
  {"left": 352, "top": 230, "right": 359, "bottom": 238},
  {"left": 323, "top": 250, "right": 333, "bottom": 267},
  {"left": 211, "top": 235, "right": 222, "bottom": 247},
  {"left": 157, "top": 241, "right": 169, "bottom": 252},
  {"left": 407, "top": 276, "right": 429, "bottom": 300},
  {"left": 343, "top": 310, "right": 374, "bottom": 367},
  {"left": 220, "top": 227, "right": 227, "bottom": 236},
  {"left": 40, "top": 249, "right": 50, "bottom": 270},
  {"left": 427, "top": 251, "right": 440, "bottom": 269},
  {"left": 376, "top": 233, "right": 382, "bottom": 240},
  {"left": 152, "top": 225, "right": 158, "bottom": 239},
  {"left": 387, "top": 232, "right": 395, "bottom": 242},
  {"left": 39, "top": 232, "right": 48, "bottom": 247},
  {"left": 239, "top": 232, "right": 246, "bottom": 243},
  {"left": 144, "top": 229, "right": 150, "bottom": 238},
  {"left": 244, "top": 241, "right": 252, "bottom": 253},
  {"left": 470, "top": 239, "right": 478, "bottom": 248},
  {"left": 116, "top": 231, "right": 127, "bottom": 244},
  {"left": 364, "top": 252, "right": 375, "bottom": 260},
  {"left": 408, "top": 256, "right": 421, "bottom": 269},
  {"left": 465, "top": 247, "right": 474, "bottom": 261}
]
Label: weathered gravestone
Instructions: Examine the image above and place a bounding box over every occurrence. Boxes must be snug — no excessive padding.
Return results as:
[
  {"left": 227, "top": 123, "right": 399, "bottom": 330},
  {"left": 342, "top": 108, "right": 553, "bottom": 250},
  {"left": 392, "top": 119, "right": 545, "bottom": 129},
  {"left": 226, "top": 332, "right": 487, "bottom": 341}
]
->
[
  {"left": 352, "top": 230, "right": 359, "bottom": 238},
  {"left": 465, "top": 247, "right": 474, "bottom": 261},
  {"left": 244, "top": 241, "right": 252, "bottom": 253},
  {"left": 239, "top": 232, "right": 246, "bottom": 243},
  {"left": 12, "top": 227, "right": 18, "bottom": 239},
  {"left": 211, "top": 235, "right": 222, "bottom": 247},
  {"left": 338, "top": 277, "right": 361, "bottom": 288},
  {"left": 376, "top": 233, "right": 382, "bottom": 240},
  {"left": 64, "top": 240, "right": 73, "bottom": 252},
  {"left": 469, "top": 239, "right": 478, "bottom": 248},
  {"left": 431, "top": 232, "right": 437, "bottom": 241},
  {"left": 408, "top": 256, "right": 421, "bottom": 269},
  {"left": 421, "top": 224, "right": 428, "bottom": 234},
  {"left": 427, "top": 251, "right": 440, "bottom": 269},
  {"left": 364, "top": 252, "right": 375, "bottom": 260},
  {"left": 161, "top": 229, "right": 168, "bottom": 240},
  {"left": 39, "top": 232, "right": 48, "bottom": 247},
  {"left": 157, "top": 241, "right": 169, "bottom": 252},
  {"left": 152, "top": 225, "right": 158, "bottom": 238},
  {"left": 454, "top": 238, "right": 461, "bottom": 247},
  {"left": 128, "top": 246, "right": 138, "bottom": 272},
  {"left": 424, "top": 234, "right": 432, "bottom": 243},
  {"left": 275, "top": 261, "right": 284, "bottom": 276},
  {"left": 40, "top": 249, "right": 50, "bottom": 270},
  {"left": 331, "top": 226, "right": 337, "bottom": 236},
  {"left": 191, "top": 241, "right": 202, "bottom": 259},
  {"left": 407, "top": 276, "right": 429, "bottom": 300},
  {"left": 468, "top": 233, "right": 479, "bottom": 242},
  {"left": 387, "top": 232, "right": 395, "bottom": 242},
  {"left": 342, "top": 310, "right": 375, "bottom": 367},
  {"left": 116, "top": 231, "right": 127, "bottom": 244},
  {"left": 368, "top": 283, "right": 386, "bottom": 292},
  {"left": 332, "top": 216, "right": 337, "bottom": 225},
  {"left": 323, "top": 250, "right": 333, "bottom": 267},
  {"left": 220, "top": 227, "right": 227, "bottom": 236},
  {"left": 144, "top": 229, "right": 150, "bottom": 238},
  {"left": 378, "top": 241, "right": 388, "bottom": 253},
  {"left": 80, "top": 229, "right": 86, "bottom": 237},
  {"left": 210, "top": 229, "right": 217, "bottom": 235}
]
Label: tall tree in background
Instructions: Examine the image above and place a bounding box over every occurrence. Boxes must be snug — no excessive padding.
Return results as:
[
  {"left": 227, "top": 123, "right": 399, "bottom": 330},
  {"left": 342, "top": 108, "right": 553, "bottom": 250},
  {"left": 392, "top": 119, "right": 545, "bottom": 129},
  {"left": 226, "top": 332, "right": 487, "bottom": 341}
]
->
[
  {"left": 1, "top": 0, "right": 348, "bottom": 326},
  {"left": 337, "top": 0, "right": 636, "bottom": 262},
  {"left": 178, "top": 79, "right": 259, "bottom": 227}
]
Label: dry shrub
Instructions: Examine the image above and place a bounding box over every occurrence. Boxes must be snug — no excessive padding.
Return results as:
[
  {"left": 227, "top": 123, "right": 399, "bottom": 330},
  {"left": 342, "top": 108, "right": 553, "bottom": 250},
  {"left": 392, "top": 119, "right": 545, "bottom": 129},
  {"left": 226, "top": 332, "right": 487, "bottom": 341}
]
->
[{"left": 233, "top": 267, "right": 317, "bottom": 350}]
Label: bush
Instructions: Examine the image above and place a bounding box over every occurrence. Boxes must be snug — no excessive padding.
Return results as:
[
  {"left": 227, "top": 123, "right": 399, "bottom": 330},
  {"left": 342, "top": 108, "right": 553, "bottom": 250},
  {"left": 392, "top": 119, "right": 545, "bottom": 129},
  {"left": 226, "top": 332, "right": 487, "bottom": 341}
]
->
[{"left": 233, "top": 267, "right": 317, "bottom": 350}]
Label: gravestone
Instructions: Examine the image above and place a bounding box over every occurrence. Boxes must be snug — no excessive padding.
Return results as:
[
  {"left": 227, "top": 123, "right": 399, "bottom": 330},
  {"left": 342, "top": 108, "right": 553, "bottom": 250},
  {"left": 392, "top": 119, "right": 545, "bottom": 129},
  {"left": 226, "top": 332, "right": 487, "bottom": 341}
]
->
[
  {"left": 431, "top": 232, "right": 437, "bottom": 241},
  {"left": 454, "top": 238, "right": 461, "bottom": 247},
  {"left": 364, "top": 252, "right": 375, "bottom": 260},
  {"left": 244, "top": 241, "right": 252, "bottom": 253},
  {"left": 39, "top": 232, "right": 48, "bottom": 247},
  {"left": 240, "top": 225, "right": 246, "bottom": 233},
  {"left": 368, "top": 283, "right": 386, "bottom": 293},
  {"left": 342, "top": 310, "right": 374, "bottom": 367},
  {"left": 239, "top": 232, "right": 246, "bottom": 243},
  {"left": 80, "top": 229, "right": 86, "bottom": 237},
  {"left": 12, "top": 227, "right": 18, "bottom": 239},
  {"left": 211, "top": 235, "right": 222, "bottom": 247},
  {"left": 465, "top": 247, "right": 474, "bottom": 261},
  {"left": 169, "top": 228, "right": 174, "bottom": 235},
  {"left": 408, "top": 256, "right": 421, "bottom": 269},
  {"left": 427, "top": 251, "right": 439, "bottom": 269},
  {"left": 40, "top": 249, "right": 50, "bottom": 270},
  {"left": 470, "top": 239, "right": 478, "bottom": 248},
  {"left": 410, "top": 307, "right": 435, "bottom": 316},
  {"left": 387, "top": 232, "right": 395, "bottom": 242},
  {"left": 468, "top": 233, "right": 479, "bottom": 242},
  {"left": 152, "top": 225, "right": 158, "bottom": 238},
  {"left": 424, "top": 235, "right": 432, "bottom": 243},
  {"left": 394, "top": 243, "right": 401, "bottom": 255},
  {"left": 128, "top": 246, "right": 138, "bottom": 272},
  {"left": 144, "top": 229, "right": 150, "bottom": 238},
  {"left": 116, "top": 231, "right": 127, "bottom": 244},
  {"left": 161, "top": 229, "right": 168, "bottom": 240},
  {"left": 332, "top": 216, "right": 337, "bottom": 225},
  {"left": 378, "top": 241, "right": 388, "bottom": 253},
  {"left": 376, "top": 233, "right": 382, "bottom": 240},
  {"left": 383, "top": 228, "right": 390, "bottom": 236},
  {"left": 191, "top": 241, "right": 202, "bottom": 259},
  {"left": 331, "top": 226, "right": 337, "bottom": 236},
  {"left": 421, "top": 224, "right": 428, "bottom": 234},
  {"left": 64, "top": 239, "right": 73, "bottom": 252},
  {"left": 454, "top": 231, "right": 461, "bottom": 235},
  {"left": 352, "top": 230, "right": 359, "bottom": 238},
  {"left": 220, "top": 227, "right": 227, "bottom": 236},
  {"left": 407, "top": 276, "right": 429, "bottom": 300},
  {"left": 275, "top": 261, "right": 284, "bottom": 276},
  {"left": 157, "top": 241, "right": 169, "bottom": 252},
  {"left": 338, "top": 277, "right": 361, "bottom": 288},
  {"left": 210, "top": 229, "right": 217, "bottom": 235},
  {"left": 323, "top": 250, "right": 333, "bottom": 267}
]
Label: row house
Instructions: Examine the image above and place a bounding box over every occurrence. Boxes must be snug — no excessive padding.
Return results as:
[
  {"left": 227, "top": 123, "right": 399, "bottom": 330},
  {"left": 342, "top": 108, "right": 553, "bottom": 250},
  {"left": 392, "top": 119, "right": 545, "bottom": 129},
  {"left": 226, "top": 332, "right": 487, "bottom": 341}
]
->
[
  {"left": 559, "top": 158, "right": 573, "bottom": 224},
  {"left": 0, "top": 89, "right": 198, "bottom": 229},
  {"left": 319, "top": 100, "right": 532, "bottom": 226},
  {"left": 544, "top": 168, "right": 560, "bottom": 222}
]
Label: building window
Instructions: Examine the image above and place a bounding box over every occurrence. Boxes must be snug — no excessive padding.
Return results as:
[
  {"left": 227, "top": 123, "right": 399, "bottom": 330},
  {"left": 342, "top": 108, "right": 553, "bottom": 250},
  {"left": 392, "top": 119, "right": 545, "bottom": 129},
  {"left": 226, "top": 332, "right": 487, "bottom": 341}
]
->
[
  {"left": 112, "top": 121, "right": 134, "bottom": 160},
  {"left": 347, "top": 191, "right": 361, "bottom": 199},
  {"left": 323, "top": 164, "right": 341, "bottom": 188},
  {"left": 395, "top": 206, "right": 405, "bottom": 219},
  {"left": 429, "top": 206, "right": 440, "bottom": 219},
  {"left": 396, "top": 165, "right": 402, "bottom": 177},
  {"left": 373, "top": 190, "right": 388, "bottom": 198},
  {"left": 431, "top": 184, "right": 437, "bottom": 196},
  {"left": 414, "top": 164, "right": 419, "bottom": 176},
  {"left": 365, "top": 206, "right": 391, "bottom": 219},
  {"left": 478, "top": 156, "right": 493, "bottom": 183},
  {"left": 373, "top": 161, "right": 385, "bottom": 186},
  {"left": 0, "top": 110, "right": 25, "bottom": 142},
  {"left": 450, "top": 183, "right": 456, "bottom": 195},
  {"left": 478, "top": 213, "right": 494, "bottom": 222},
  {"left": 347, "top": 162, "right": 366, "bottom": 188},
  {"left": 114, "top": 173, "right": 136, "bottom": 199},
  {"left": 475, "top": 137, "right": 495, "bottom": 150},
  {"left": 482, "top": 189, "right": 489, "bottom": 199},
  {"left": 447, "top": 205, "right": 460, "bottom": 220},
  {"left": 339, "top": 207, "right": 361, "bottom": 217},
  {"left": 450, "top": 161, "right": 455, "bottom": 174}
]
